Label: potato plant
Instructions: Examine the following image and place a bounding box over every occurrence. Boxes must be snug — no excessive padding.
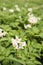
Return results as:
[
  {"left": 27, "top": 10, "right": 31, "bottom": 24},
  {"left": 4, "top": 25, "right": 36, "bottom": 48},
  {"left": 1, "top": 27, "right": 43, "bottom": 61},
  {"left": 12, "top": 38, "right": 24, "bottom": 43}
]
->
[{"left": 0, "top": 0, "right": 43, "bottom": 65}]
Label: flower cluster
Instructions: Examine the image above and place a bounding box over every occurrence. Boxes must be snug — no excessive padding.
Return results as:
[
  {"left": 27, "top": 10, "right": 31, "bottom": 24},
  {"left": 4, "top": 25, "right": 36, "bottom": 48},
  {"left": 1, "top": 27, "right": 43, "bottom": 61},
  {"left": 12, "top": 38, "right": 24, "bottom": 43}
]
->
[
  {"left": 24, "top": 8, "right": 41, "bottom": 29},
  {"left": 1, "top": 6, "right": 41, "bottom": 50},
  {"left": 0, "top": 28, "right": 26, "bottom": 49},
  {"left": 11, "top": 36, "right": 26, "bottom": 49},
  {"left": 28, "top": 14, "right": 41, "bottom": 24}
]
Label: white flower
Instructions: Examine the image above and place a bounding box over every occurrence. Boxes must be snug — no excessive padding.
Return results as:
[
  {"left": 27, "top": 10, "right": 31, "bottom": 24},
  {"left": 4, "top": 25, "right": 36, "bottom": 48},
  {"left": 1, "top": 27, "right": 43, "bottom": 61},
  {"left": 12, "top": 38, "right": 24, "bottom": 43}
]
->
[
  {"left": 27, "top": 13, "right": 31, "bottom": 16},
  {"left": 9, "top": 9, "right": 14, "bottom": 13},
  {"left": 15, "top": 36, "right": 21, "bottom": 43},
  {"left": 0, "top": 29, "right": 2, "bottom": 33},
  {"left": 19, "top": 41, "right": 26, "bottom": 49},
  {"left": 16, "top": 7, "right": 20, "bottom": 12},
  {"left": 28, "top": 8, "right": 32, "bottom": 12},
  {"left": 19, "top": 16, "right": 21, "bottom": 19},
  {"left": 28, "top": 14, "right": 41, "bottom": 24},
  {"left": 0, "top": 29, "right": 8, "bottom": 37},
  {"left": 15, "top": 4, "right": 18, "bottom": 8},
  {"left": 15, "top": 4, "right": 20, "bottom": 12},
  {"left": 11, "top": 36, "right": 21, "bottom": 49},
  {"left": 21, "top": 41, "right": 26, "bottom": 47},
  {"left": 12, "top": 38, "right": 18, "bottom": 49},
  {"left": 3, "top": 31, "right": 8, "bottom": 36},
  {"left": 11, "top": 36, "right": 26, "bottom": 49},
  {"left": 0, "top": 29, "right": 3, "bottom": 37},
  {"left": 37, "top": 17, "right": 41, "bottom": 20},
  {"left": 24, "top": 24, "right": 31, "bottom": 29},
  {"left": 3, "top": 7, "right": 6, "bottom": 11},
  {"left": 0, "top": 33, "right": 3, "bottom": 37}
]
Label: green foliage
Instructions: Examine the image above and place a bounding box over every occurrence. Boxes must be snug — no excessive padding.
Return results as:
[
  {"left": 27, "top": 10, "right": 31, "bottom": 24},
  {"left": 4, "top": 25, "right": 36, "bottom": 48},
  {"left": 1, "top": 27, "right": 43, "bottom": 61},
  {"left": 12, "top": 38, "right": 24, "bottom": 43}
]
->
[{"left": 0, "top": 0, "right": 43, "bottom": 65}]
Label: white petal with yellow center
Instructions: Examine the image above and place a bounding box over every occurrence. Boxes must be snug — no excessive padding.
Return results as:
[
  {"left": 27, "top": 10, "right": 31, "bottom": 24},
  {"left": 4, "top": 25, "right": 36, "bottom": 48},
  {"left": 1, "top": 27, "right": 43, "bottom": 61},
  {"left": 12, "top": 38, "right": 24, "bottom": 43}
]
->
[{"left": 12, "top": 38, "right": 18, "bottom": 49}]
